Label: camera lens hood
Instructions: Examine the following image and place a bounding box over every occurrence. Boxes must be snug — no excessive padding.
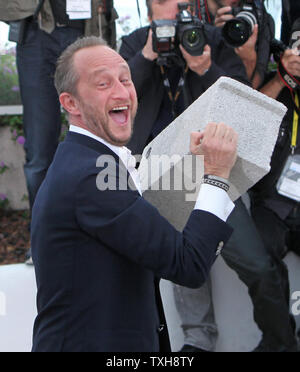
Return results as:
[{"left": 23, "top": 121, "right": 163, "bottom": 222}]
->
[{"left": 223, "top": 10, "right": 257, "bottom": 48}]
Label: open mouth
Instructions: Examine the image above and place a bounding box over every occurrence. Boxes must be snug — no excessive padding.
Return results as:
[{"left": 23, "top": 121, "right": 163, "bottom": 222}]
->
[{"left": 109, "top": 106, "right": 130, "bottom": 126}]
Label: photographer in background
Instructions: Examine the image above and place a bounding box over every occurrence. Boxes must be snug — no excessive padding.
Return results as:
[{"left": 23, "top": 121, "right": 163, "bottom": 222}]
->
[
  {"left": 119, "top": 0, "right": 248, "bottom": 156},
  {"left": 250, "top": 16, "right": 300, "bottom": 344},
  {"left": 171, "top": 1, "right": 298, "bottom": 353},
  {"left": 212, "top": 0, "right": 275, "bottom": 89},
  {"left": 0, "top": 0, "right": 117, "bottom": 264}
]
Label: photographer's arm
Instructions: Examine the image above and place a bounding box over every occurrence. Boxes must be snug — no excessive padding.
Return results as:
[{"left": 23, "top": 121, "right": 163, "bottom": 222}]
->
[
  {"left": 260, "top": 74, "right": 285, "bottom": 100},
  {"left": 235, "top": 25, "right": 259, "bottom": 87},
  {"left": 260, "top": 49, "right": 300, "bottom": 99},
  {"left": 119, "top": 28, "right": 156, "bottom": 96}
]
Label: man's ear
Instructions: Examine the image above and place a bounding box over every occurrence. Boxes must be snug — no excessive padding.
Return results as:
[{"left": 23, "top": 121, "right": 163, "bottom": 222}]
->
[{"left": 59, "top": 93, "right": 81, "bottom": 116}]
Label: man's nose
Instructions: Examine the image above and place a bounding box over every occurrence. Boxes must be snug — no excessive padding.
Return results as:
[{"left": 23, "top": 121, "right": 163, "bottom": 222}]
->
[{"left": 111, "top": 80, "right": 131, "bottom": 100}]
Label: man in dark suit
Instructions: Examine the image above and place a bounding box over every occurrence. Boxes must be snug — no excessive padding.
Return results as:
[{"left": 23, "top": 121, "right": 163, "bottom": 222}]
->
[{"left": 31, "top": 36, "right": 238, "bottom": 352}]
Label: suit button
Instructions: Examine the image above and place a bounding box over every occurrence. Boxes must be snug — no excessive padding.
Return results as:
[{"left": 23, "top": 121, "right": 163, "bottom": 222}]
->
[
  {"left": 216, "top": 241, "right": 224, "bottom": 256},
  {"left": 157, "top": 324, "right": 165, "bottom": 333}
]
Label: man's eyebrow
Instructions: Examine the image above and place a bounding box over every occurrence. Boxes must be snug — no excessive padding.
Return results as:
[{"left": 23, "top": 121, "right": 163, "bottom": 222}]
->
[
  {"left": 90, "top": 64, "right": 130, "bottom": 77},
  {"left": 119, "top": 63, "right": 130, "bottom": 72},
  {"left": 89, "top": 68, "right": 109, "bottom": 80}
]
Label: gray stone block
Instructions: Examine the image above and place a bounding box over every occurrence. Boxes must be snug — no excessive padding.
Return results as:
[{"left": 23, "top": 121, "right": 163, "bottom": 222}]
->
[{"left": 138, "top": 77, "right": 287, "bottom": 230}]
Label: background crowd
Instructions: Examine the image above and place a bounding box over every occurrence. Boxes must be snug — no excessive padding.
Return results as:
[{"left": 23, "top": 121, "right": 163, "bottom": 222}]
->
[{"left": 0, "top": 0, "right": 300, "bottom": 352}]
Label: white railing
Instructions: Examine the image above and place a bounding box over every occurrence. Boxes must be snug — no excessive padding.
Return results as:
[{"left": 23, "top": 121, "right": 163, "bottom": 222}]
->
[{"left": 0, "top": 105, "right": 23, "bottom": 116}]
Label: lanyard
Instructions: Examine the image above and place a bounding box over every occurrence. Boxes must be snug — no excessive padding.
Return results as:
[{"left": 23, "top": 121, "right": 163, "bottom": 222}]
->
[
  {"left": 197, "top": 0, "right": 212, "bottom": 24},
  {"left": 160, "top": 65, "right": 189, "bottom": 119},
  {"left": 292, "top": 92, "right": 299, "bottom": 154}
]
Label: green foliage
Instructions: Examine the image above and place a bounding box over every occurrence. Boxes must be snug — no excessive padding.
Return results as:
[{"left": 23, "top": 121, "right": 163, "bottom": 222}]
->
[
  {"left": 0, "top": 162, "right": 9, "bottom": 175},
  {"left": 0, "top": 194, "right": 10, "bottom": 212},
  {"left": 0, "top": 115, "right": 24, "bottom": 141},
  {"left": 0, "top": 54, "right": 22, "bottom": 106},
  {"left": 0, "top": 113, "right": 68, "bottom": 142}
]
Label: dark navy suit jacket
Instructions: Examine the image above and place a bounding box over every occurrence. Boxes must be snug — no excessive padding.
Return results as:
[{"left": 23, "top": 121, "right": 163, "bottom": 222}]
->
[{"left": 31, "top": 132, "right": 233, "bottom": 352}]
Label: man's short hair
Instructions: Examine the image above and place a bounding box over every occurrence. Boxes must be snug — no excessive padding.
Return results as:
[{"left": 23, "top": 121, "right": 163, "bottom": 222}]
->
[{"left": 54, "top": 36, "right": 107, "bottom": 98}]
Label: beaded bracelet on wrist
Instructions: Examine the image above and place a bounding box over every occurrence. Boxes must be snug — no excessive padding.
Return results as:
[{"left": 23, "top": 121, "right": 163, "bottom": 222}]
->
[{"left": 203, "top": 175, "right": 230, "bottom": 193}]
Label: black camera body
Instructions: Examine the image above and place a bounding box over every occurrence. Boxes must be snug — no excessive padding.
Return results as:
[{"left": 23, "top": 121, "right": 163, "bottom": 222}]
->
[
  {"left": 151, "top": 2, "right": 206, "bottom": 66},
  {"left": 271, "top": 17, "right": 300, "bottom": 83},
  {"left": 222, "top": 0, "right": 265, "bottom": 48}
]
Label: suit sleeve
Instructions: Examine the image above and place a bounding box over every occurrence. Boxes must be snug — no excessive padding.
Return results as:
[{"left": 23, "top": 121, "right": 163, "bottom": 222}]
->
[{"left": 75, "top": 172, "right": 233, "bottom": 289}]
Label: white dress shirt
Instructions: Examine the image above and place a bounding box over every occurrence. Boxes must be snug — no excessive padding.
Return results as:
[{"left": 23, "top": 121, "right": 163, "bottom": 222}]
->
[{"left": 69, "top": 125, "right": 235, "bottom": 222}]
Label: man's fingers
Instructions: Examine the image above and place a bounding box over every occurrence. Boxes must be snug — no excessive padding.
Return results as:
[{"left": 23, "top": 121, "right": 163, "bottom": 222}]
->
[
  {"left": 284, "top": 49, "right": 296, "bottom": 58},
  {"left": 217, "top": 14, "right": 235, "bottom": 23},
  {"left": 214, "top": 122, "right": 228, "bottom": 139},
  {"left": 190, "top": 132, "right": 204, "bottom": 146},
  {"left": 216, "top": 6, "right": 232, "bottom": 17},
  {"left": 289, "top": 64, "right": 300, "bottom": 76},
  {"left": 282, "top": 50, "right": 300, "bottom": 76},
  {"left": 250, "top": 24, "right": 259, "bottom": 42},
  {"left": 190, "top": 132, "right": 204, "bottom": 154},
  {"left": 203, "top": 45, "right": 211, "bottom": 56},
  {"left": 199, "top": 122, "right": 238, "bottom": 179},
  {"left": 224, "top": 128, "right": 238, "bottom": 144},
  {"left": 204, "top": 122, "right": 218, "bottom": 137}
]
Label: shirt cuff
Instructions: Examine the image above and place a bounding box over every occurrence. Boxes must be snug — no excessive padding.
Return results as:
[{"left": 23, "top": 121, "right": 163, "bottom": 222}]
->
[{"left": 194, "top": 184, "right": 235, "bottom": 222}]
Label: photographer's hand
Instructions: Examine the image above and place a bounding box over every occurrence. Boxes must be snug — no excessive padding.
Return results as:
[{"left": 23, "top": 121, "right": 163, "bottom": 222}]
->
[
  {"left": 142, "top": 29, "right": 158, "bottom": 61},
  {"left": 180, "top": 45, "right": 212, "bottom": 77},
  {"left": 190, "top": 123, "right": 238, "bottom": 180},
  {"left": 260, "top": 49, "right": 300, "bottom": 100},
  {"left": 282, "top": 48, "right": 300, "bottom": 78},
  {"left": 215, "top": 6, "right": 234, "bottom": 28}
]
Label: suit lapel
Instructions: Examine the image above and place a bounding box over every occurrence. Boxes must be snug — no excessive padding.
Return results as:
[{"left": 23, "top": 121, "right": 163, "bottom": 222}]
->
[
  {"left": 64, "top": 132, "right": 120, "bottom": 162},
  {"left": 65, "top": 131, "right": 140, "bottom": 194}
]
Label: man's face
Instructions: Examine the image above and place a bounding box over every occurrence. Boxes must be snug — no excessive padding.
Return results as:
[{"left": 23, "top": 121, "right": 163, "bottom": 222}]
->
[
  {"left": 73, "top": 46, "right": 138, "bottom": 147},
  {"left": 150, "top": 0, "right": 192, "bottom": 21}
]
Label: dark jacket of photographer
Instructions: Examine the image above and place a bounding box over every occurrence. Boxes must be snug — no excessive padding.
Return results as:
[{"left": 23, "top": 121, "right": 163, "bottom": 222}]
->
[
  {"left": 0, "top": 0, "right": 118, "bottom": 46},
  {"left": 120, "top": 24, "right": 249, "bottom": 155},
  {"left": 251, "top": 85, "right": 300, "bottom": 220}
]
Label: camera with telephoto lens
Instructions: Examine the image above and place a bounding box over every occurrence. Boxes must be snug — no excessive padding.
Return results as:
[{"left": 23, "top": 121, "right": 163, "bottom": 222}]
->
[
  {"left": 222, "top": 0, "right": 265, "bottom": 48},
  {"left": 151, "top": 2, "right": 206, "bottom": 66},
  {"left": 271, "top": 17, "right": 300, "bottom": 82}
]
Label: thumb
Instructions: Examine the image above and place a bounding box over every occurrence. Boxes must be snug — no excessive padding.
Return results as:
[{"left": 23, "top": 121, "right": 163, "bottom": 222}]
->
[
  {"left": 203, "top": 44, "right": 211, "bottom": 56},
  {"left": 190, "top": 132, "right": 204, "bottom": 154},
  {"left": 250, "top": 24, "right": 259, "bottom": 43}
]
